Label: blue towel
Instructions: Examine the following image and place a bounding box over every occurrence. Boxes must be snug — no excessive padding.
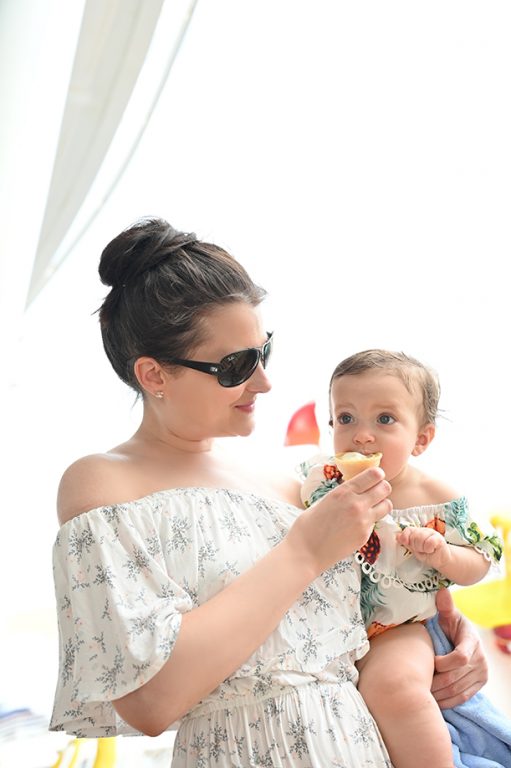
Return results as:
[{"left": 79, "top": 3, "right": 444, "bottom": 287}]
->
[{"left": 426, "top": 614, "right": 511, "bottom": 767}]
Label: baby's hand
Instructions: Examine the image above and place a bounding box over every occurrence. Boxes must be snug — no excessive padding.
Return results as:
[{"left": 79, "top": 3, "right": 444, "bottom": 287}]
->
[{"left": 396, "top": 526, "right": 450, "bottom": 571}]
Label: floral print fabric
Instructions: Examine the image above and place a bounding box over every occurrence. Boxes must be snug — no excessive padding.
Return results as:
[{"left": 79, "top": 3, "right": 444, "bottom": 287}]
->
[
  {"left": 50, "top": 487, "right": 392, "bottom": 766},
  {"left": 300, "top": 455, "right": 503, "bottom": 637},
  {"left": 174, "top": 681, "right": 391, "bottom": 766}
]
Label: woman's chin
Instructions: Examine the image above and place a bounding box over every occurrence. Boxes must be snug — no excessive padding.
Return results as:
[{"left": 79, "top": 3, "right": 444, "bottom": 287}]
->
[{"left": 227, "top": 417, "right": 256, "bottom": 438}]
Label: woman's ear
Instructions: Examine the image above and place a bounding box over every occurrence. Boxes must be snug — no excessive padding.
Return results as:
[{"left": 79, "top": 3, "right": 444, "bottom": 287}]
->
[
  {"left": 133, "top": 356, "right": 166, "bottom": 398},
  {"left": 412, "top": 422, "right": 436, "bottom": 456}
]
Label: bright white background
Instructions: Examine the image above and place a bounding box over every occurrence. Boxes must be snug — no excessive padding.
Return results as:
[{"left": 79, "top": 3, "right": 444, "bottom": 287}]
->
[{"left": 1, "top": 0, "right": 511, "bottom": 728}]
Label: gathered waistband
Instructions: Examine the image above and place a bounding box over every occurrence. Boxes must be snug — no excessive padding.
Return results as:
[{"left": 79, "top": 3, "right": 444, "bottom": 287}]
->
[{"left": 183, "top": 679, "right": 353, "bottom": 721}]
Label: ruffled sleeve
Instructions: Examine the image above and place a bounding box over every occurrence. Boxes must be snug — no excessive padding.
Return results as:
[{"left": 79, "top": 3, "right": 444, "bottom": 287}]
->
[
  {"left": 298, "top": 454, "right": 342, "bottom": 508},
  {"left": 50, "top": 500, "right": 193, "bottom": 737},
  {"left": 443, "top": 497, "right": 503, "bottom": 566}
]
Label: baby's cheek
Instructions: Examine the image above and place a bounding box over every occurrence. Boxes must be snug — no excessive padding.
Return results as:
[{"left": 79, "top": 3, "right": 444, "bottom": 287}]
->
[{"left": 332, "top": 433, "right": 345, "bottom": 454}]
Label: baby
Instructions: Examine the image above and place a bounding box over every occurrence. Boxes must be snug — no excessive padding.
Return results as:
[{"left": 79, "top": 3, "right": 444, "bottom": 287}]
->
[{"left": 300, "top": 349, "right": 503, "bottom": 768}]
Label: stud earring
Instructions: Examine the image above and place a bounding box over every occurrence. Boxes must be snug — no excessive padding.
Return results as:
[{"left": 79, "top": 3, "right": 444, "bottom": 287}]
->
[{"left": 155, "top": 391, "right": 164, "bottom": 399}]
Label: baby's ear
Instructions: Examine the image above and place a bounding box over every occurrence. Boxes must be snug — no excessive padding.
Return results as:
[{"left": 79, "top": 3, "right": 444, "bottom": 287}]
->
[{"left": 412, "top": 422, "right": 435, "bottom": 456}]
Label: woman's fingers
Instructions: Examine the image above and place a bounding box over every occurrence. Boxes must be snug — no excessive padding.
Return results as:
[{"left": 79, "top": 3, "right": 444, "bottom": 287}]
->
[
  {"left": 431, "top": 588, "right": 488, "bottom": 707},
  {"left": 343, "top": 468, "right": 392, "bottom": 521},
  {"left": 432, "top": 663, "right": 487, "bottom": 709},
  {"left": 345, "top": 466, "right": 386, "bottom": 493}
]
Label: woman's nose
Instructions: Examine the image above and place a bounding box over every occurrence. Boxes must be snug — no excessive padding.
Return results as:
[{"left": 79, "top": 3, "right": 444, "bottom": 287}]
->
[{"left": 248, "top": 363, "right": 272, "bottom": 393}]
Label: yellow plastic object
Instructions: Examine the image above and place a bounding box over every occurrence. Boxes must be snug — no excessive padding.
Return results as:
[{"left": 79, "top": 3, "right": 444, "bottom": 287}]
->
[
  {"left": 50, "top": 739, "right": 83, "bottom": 768},
  {"left": 453, "top": 511, "right": 511, "bottom": 628},
  {"left": 93, "top": 737, "right": 117, "bottom": 767},
  {"left": 50, "top": 737, "right": 117, "bottom": 767}
]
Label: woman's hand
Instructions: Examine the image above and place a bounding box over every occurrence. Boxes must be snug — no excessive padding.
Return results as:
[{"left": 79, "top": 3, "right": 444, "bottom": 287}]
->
[
  {"left": 288, "top": 467, "right": 392, "bottom": 577},
  {"left": 431, "top": 588, "right": 489, "bottom": 709}
]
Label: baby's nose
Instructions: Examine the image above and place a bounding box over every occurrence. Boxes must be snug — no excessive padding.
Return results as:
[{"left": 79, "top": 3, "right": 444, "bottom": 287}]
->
[{"left": 354, "top": 428, "right": 376, "bottom": 445}]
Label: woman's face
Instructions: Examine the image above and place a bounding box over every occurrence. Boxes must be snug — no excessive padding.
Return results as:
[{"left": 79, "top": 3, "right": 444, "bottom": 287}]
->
[{"left": 164, "top": 302, "right": 272, "bottom": 440}]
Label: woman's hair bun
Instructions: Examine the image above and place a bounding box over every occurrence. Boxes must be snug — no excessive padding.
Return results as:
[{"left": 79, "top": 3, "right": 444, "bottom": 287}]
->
[
  {"left": 97, "top": 215, "right": 267, "bottom": 394},
  {"left": 98, "top": 217, "right": 197, "bottom": 289}
]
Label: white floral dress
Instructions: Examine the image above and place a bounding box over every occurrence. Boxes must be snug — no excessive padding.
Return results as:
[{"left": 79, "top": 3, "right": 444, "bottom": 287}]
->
[
  {"left": 50, "top": 487, "right": 392, "bottom": 767},
  {"left": 300, "top": 456, "right": 503, "bottom": 638}
]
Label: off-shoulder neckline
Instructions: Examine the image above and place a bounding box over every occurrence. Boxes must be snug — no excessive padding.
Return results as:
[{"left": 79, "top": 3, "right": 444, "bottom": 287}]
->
[
  {"left": 58, "top": 485, "right": 302, "bottom": 529},
  {"left": 392, "top": 496, "right": 466, "bottom": 513},
  {"left": 58, "top": 486, "right": 467, "bottom": 531}
]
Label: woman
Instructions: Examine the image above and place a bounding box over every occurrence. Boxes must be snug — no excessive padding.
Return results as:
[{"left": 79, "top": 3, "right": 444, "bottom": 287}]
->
[{"left": 50, "top": 218, "right": 487, "bottom": 767}]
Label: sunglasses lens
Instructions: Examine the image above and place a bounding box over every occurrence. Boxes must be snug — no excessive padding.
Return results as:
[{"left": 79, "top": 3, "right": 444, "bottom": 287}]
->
[{"left": 218, "top": 349, "right": 259, "bottom": 387}]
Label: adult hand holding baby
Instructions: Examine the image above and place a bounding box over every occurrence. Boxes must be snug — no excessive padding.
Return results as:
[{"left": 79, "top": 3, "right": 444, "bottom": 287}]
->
[{"left": 432, "top": 588, "right": 489, "bottom": 709}]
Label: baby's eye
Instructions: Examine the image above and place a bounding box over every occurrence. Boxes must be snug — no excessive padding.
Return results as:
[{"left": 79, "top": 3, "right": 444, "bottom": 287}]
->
[
  {"left": 337, "top": 413, "right": 353, "bottom": 425},
  {"left": 378, "top": 414, "right": 395, "bottom": 425}
]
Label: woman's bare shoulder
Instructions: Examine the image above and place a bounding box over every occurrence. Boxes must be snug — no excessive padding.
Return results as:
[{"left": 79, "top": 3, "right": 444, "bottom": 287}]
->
[
  {"left": 264, "top": 467, "right": 304, "bottom": 508},
  {"left": 57, "top": 451, "right": 131, "bottom": 526}
]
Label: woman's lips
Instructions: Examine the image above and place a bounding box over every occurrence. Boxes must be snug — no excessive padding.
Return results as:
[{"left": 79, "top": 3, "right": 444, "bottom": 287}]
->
[{"left": 236, "top": 400, "right": 256, "bottom": 413}]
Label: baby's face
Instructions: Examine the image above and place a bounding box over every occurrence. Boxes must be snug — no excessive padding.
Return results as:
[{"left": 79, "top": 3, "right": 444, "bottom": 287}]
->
[{"left": 330, "top": 370, "right": 424, "bottom": 482}]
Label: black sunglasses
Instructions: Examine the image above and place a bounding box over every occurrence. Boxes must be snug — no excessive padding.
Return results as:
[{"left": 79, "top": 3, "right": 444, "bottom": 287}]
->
[{"left": 169, "top": 332, "right": 273, "bottom": 388}]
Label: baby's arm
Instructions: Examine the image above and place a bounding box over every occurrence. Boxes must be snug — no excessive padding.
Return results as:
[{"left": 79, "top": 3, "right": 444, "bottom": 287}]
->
[{"left": 396, "top": 526, "right": 490, "bottom": 585}]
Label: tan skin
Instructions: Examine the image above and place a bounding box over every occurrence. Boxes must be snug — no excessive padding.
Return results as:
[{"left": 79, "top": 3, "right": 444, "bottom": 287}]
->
[{"left": 58, "top": 303, "right": 487, "bottom": 736}]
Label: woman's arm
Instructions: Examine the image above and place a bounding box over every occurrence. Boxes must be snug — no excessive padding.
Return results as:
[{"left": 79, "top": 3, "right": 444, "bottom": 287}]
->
[
  {"left": 113, "top": 536, "right": 317, "bottom": 735},
  {"left": 430, "top": 588, "right": 489, "bottom": 709},
  {"left": 112, "top": 469, "right": 392, "bottom": 735}
]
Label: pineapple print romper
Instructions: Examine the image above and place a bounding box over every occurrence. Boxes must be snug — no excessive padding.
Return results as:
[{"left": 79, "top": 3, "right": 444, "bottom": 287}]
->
[
  {"left": 300, "top": 455, "right": 502, "bottom": 637},
  {"left": 50, "top": 487, "right": 394, "bottom": 766}
]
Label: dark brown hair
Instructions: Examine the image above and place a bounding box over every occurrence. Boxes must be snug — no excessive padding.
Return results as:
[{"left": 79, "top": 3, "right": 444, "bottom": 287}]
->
[
  {"left": 329, "top": 349, "right": 441, "bottom": 425},
  {"left": 98, "top": 217, "right": 266, "bottom": 394}
]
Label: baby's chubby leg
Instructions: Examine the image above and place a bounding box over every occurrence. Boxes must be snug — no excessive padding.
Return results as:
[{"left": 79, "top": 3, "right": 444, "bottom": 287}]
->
[{"left": 357, "top": 623, "right": 454, "bottom": 768}]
